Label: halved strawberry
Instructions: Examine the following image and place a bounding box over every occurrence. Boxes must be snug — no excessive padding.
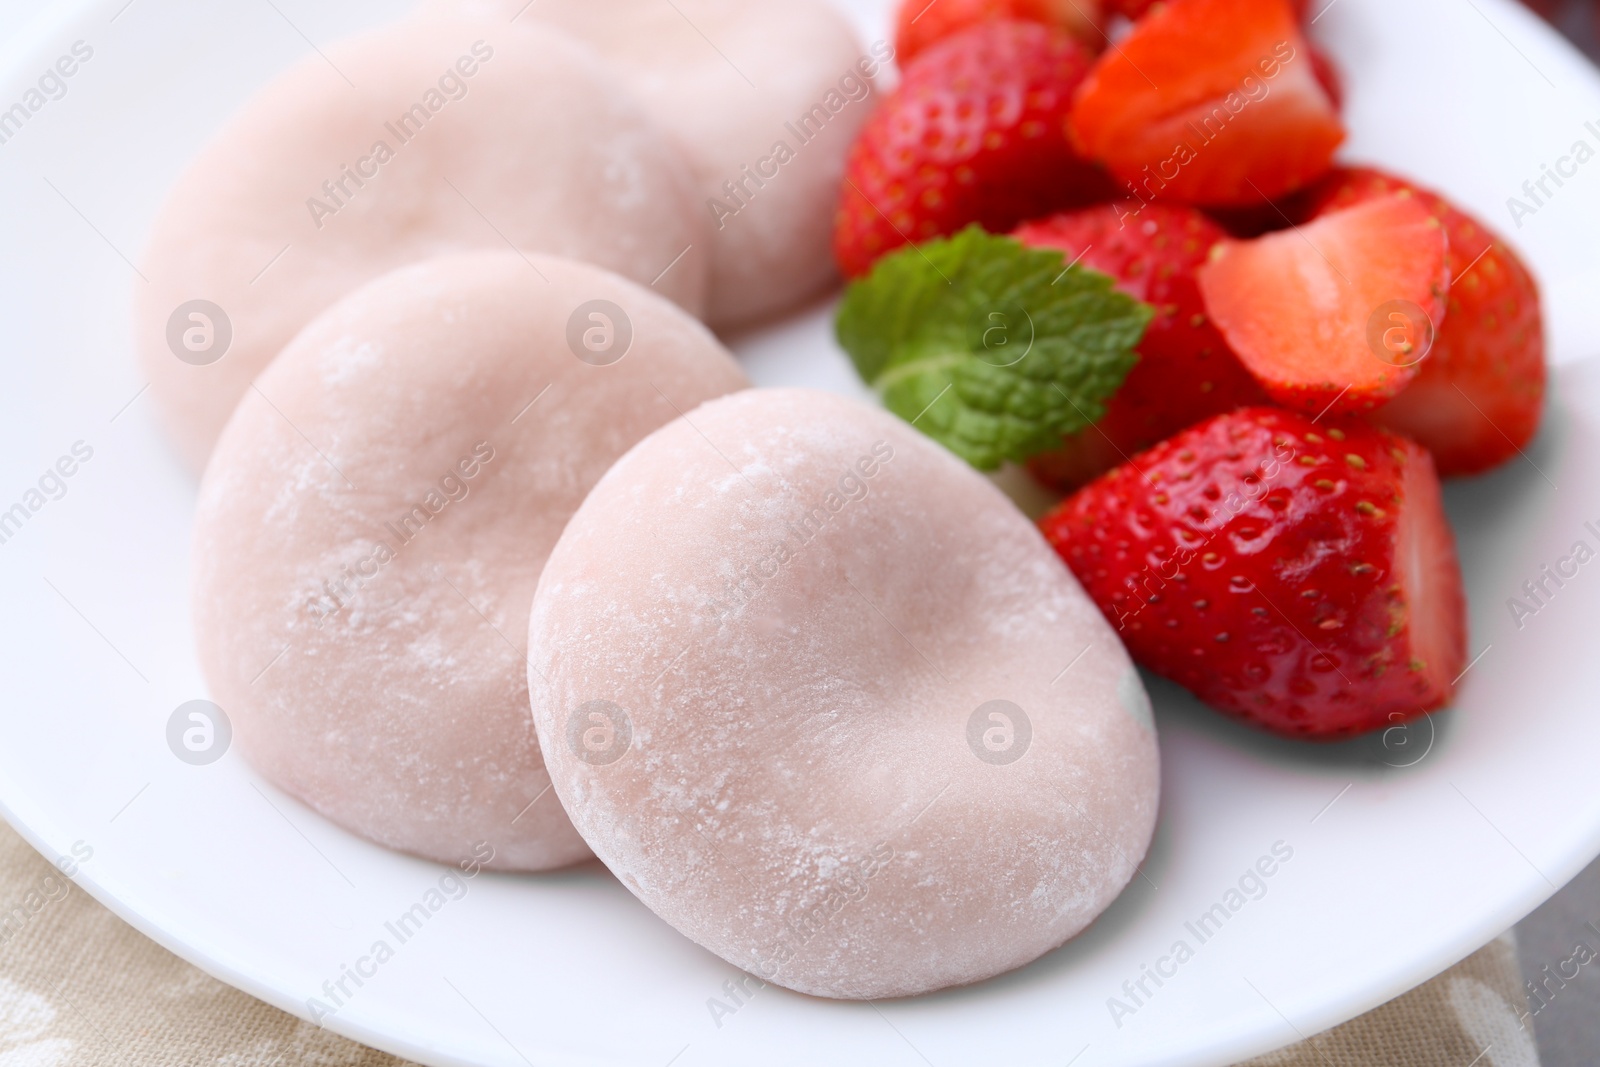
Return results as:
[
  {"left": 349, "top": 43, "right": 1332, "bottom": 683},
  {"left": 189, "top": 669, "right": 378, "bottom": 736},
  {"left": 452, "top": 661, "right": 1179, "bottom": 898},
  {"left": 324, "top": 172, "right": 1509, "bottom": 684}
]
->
[
  {"left": 1016, "top": 202, "right": 1268, "bottom": 489},
  {"left": 1293, "top": 167, "right": 1546, "bottom": 475},
  {"left": 1196, "top": 194, "right": 1450, "bottom": 415},
  {"left": 1200, "top": 44, "right": 1343, "bottom": 239},
  {"left": 893, "top": 0, "right": 1106, "bottom": 61},
  {"left": 1067, "top": 0, "right": 1344, "bottom": 206},
  {"left": 834, "top": 21, "right": 1115, "bottom": 278},
  {"left": 1039, "top": 407, "right": 1468, "bottom": 738}
]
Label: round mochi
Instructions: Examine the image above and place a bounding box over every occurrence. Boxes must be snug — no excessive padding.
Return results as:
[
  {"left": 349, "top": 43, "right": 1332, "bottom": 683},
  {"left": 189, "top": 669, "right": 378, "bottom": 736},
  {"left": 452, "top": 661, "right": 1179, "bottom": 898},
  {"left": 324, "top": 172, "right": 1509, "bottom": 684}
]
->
[
  {"left": 528, "top": 388, "right": 1160, "bottom": 997},
  {"left": 139, "top": 18, "right": 707, "bottom": 473},
  {"left": 192, "top": 251, "right": 748, "bottom": 871},
  {"left": 425, "top": 0, "right": 877, "bottom": 327}
]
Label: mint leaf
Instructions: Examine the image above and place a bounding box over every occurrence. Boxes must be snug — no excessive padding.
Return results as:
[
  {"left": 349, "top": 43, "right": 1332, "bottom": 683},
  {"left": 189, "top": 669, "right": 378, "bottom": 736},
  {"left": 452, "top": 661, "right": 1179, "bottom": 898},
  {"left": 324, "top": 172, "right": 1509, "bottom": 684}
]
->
[{"left": 835, "top": 226, "right": 1152, "bottom": 471}]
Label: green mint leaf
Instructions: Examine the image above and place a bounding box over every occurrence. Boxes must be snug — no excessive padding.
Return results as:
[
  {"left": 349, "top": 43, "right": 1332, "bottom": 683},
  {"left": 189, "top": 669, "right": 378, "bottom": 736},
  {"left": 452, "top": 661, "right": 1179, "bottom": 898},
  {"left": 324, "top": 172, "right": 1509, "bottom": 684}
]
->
[{"left": 835, "top": 226, "right": 1152, "bottom": 471}]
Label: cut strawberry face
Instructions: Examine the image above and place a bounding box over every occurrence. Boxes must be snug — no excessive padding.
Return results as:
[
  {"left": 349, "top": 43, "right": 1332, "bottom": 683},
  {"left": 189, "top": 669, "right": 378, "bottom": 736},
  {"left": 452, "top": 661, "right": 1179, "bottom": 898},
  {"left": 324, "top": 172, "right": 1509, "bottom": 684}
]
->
[
  {"left": 1067, "top": 0, "right": 1344, "bottom": 206},
  {"left": 1196, "top": 194, "right": 1450, "bottom": 415},
  {"left": 1393, "top": 443, "right": 1468, "bottom": 708},
  {"left": 1293, "top": 166, "right": 1546, "bottom": 476}
]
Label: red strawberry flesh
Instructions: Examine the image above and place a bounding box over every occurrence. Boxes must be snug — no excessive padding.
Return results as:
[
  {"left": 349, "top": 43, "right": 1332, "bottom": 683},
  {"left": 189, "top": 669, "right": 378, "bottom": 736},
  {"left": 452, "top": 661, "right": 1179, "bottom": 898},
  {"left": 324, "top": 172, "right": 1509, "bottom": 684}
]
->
[
  {"left": 1293, "top": 166, "right": 1546, "bottom": 475},
  {"left": 1196, "top": 194, "right": 1450, "bottom": 415},
  {"left": 1067, "top": 0, "right": 1343, "bottom": 206}
]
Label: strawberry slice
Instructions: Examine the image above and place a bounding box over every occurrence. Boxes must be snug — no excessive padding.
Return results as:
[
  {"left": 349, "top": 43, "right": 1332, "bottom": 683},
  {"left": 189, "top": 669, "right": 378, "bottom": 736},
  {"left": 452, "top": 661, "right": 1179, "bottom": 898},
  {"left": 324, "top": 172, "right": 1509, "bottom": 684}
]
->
[
  {"left": 1039, "top": 407, "right": 1468, "bottom": 739},
  {"left": 1196, "top": 194, "right": 1450, "bottom": 415},
  {"left": 1293, "top": 167, "right": 1546, "bottom": 475},
  {"left": 1067, "top": 0, "right": 1344, "bottom": 206},
  {"left": 893, "top": 0, "right": 1106, "bottom": 62}
]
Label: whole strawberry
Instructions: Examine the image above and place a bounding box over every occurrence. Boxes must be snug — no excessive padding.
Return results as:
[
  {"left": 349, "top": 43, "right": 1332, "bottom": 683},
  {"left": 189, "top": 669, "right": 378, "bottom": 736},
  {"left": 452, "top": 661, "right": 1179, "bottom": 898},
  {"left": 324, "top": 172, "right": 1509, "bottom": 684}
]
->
[
  {"left": 1016, "top": 202, "right": 1267, "bottom": 489},
  {"left": 834, "top": 20, "right": 1115, "bottom": 278},
  {"left": 1292, "top": 167, "right": 1546, "bottom": 476},
  {"left": 1040, "top": 407, "right": 1467, "bottom": 738},
  {"left": 893, "top": 0, "right": 1106, "bottom": 62}
]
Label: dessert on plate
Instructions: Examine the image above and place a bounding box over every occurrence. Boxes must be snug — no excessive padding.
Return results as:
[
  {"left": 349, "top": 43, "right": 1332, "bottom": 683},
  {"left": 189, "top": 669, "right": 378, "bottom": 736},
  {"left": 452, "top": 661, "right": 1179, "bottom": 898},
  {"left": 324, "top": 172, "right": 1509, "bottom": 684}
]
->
[
  {"left": 139, "top": 18, "right": 706, "bottom": 472},
  {"left": 191, "top": 250, "right": 745, "bottom": 870},
  {"left": 528, "top": 388, "right": 1159, "bottom": 998},
  {"left": 161, "top": 0, "right": 1545, "bottom": 1001}
]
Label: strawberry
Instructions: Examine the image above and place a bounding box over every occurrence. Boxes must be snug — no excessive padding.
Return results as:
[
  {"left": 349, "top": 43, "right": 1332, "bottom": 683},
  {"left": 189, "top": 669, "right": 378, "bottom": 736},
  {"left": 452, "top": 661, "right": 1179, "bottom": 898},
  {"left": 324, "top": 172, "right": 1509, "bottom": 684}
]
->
[
  {"left": 1292, "top": 167, "right": 1546, "bottom": 476},
  {"left": 1111, "top": 0, "right": 1310, "bottom": 19},
  {"left": 1067, "top": 0, "right": 1344, "bottom": 206},
  {"left": 1040, "top": 407, "right": 1467, "bottom": 739},
  {"left": 1308, "top": 42, "right": 1343, "bottom": 111},
  {"left": 1203, "top": 201, "right": 1291, "bottom": 239},
  {"left": 1015, "top": 202, "right": 1268, "bottom": 489},
  {"left": 1199, "top": 43, "right": 1343, "bottom": 239},
  {"left": 1196, "top": 194, "right": 1450, "bottom": 415},
  {"left": 833, "top": 21, "right": 1115, "bottom": 278},
  {"left": 893, "top": 0, "right": 1106, "bottom": 62}
]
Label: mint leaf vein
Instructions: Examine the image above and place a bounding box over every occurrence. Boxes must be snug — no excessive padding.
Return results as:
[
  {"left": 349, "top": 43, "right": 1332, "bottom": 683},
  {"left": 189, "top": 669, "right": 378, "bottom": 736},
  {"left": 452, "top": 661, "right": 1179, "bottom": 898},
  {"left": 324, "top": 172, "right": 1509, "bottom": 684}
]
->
[{"left": 836, "top": 226, "right": 1152, "bottom": 471}]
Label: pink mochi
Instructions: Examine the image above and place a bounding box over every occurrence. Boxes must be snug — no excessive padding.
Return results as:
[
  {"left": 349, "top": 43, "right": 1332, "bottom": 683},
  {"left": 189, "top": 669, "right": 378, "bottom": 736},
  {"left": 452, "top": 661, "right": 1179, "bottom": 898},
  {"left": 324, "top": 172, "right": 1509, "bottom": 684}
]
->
[
  {"left": 192, "top": 251, "right": 747, "bottom": 870},
  {"left": 139, "top": 18, "right": 707, "bottom": 472},
  {"left": 528, "top": 388, "right": 1161, "bottom": 997},
  {"left": 423, "top": 0, "right": 879, "bottom": 327}
]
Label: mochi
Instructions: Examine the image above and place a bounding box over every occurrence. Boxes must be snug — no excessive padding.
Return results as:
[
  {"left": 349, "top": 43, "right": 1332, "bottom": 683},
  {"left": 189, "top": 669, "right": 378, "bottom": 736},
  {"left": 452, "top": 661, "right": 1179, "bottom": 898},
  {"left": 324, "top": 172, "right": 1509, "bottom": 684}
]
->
[
  {"left": 528, "top": 388, "right": 1160, "bottom": 996},
  {"left": 424, "top": 0, "right": 879, "bottom": 326},
  {"left": 192, "top": 251, "right": 747, "bottom": 870},
  {"left": 140, "top": 18, "right": 706, "bottom": 471}
]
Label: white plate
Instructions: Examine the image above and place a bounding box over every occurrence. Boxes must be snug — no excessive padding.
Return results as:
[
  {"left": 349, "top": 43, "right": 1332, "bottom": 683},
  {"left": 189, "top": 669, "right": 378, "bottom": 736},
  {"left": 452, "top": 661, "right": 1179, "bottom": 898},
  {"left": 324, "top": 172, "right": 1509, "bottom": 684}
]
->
[{"left": 1, "top": 0, "right": 1599, "bottom": 1064}]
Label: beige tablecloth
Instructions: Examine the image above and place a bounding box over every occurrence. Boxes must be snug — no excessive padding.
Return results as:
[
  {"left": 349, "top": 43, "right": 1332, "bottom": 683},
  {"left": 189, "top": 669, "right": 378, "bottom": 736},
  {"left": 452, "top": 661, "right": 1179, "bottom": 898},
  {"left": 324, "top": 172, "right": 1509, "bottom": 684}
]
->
[{"left": 0, "top": 820, "right": 1535, "bottom": 1066}]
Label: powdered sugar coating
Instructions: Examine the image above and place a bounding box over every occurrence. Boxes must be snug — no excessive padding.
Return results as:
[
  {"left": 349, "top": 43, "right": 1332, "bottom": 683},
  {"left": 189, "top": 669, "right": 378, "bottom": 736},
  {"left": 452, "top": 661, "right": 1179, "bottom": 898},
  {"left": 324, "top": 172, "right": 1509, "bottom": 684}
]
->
[
  {"left": 140, "top": 17, "right": 707, "bottom": 472},
  {"left": 424, "top": 0, "right": 876, "bottom": 327},
  {"left": 528, "top": 389, "right": 1160, "bottom": 997},
  {"left": 192, "top": 251, "right": 747, "bottom": 870}
]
